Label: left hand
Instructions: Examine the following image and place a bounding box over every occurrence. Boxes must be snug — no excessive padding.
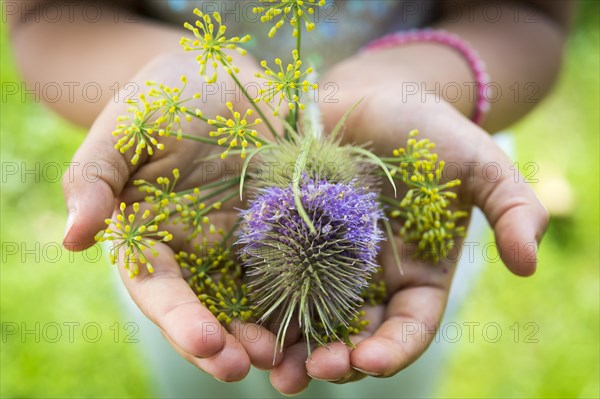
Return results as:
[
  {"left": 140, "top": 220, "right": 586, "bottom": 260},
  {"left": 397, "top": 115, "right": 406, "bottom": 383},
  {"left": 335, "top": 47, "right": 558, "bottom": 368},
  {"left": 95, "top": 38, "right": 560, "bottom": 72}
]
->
[{"left": 267, "top": 61, "right": 549, "bottom": 394}]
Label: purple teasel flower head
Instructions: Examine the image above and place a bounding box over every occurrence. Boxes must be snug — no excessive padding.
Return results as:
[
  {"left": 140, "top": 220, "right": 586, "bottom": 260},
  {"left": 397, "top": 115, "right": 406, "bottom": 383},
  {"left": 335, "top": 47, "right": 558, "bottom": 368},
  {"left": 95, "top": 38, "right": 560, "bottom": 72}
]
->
[{"left": 237, "top": 177, "right": 384, "bottom": 349}]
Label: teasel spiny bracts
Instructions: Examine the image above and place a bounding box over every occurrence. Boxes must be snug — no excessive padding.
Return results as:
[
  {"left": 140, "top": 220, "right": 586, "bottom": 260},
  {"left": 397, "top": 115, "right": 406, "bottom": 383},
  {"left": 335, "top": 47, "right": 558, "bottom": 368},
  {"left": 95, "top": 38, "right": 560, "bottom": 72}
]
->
[{"left": 238, "top": 177, "right": 384, "bottom": 351}]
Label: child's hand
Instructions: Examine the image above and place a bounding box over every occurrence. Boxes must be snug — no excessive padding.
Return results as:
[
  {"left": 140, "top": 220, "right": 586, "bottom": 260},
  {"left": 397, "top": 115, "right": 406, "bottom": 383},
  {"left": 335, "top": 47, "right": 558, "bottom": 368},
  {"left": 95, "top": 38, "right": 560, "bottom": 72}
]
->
[
  {"left": 62, "top": 52, "right": 283, "bottom": 382},
  {"left": 268, "top": 68, "right": 549, "bottom": 394}
]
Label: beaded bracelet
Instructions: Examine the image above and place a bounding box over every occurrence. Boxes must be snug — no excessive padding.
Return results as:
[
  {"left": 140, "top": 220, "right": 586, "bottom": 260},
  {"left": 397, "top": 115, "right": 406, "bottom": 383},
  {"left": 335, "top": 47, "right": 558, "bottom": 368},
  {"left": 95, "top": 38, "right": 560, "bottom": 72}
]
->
[{"left": 362, "top": 29, "right": 490, "bottom": 126}]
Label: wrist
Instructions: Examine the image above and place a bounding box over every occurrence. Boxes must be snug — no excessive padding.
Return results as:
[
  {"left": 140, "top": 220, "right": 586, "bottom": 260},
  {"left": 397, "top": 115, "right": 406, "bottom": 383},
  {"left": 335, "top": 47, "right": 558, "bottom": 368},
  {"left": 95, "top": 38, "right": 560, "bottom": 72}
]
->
[
  {"left": 362, "top": 30, "right": 490, "bottom": 125},
  {"left": 323, "top": 40, "right": 482, "bottom": 122},
  {"left": 320, "top": 59, "right": 458, "bottom": 135}
]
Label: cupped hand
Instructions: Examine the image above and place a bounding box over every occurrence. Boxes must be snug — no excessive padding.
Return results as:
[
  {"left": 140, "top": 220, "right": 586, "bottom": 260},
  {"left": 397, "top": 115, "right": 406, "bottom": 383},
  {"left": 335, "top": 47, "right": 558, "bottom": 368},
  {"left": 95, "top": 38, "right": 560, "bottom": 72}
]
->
[
  {"left": 62, "top": 52, "right": 284, "bottom": 382},
  {"left": 268, "top": 65, "right": 549, "bottom": 394}
]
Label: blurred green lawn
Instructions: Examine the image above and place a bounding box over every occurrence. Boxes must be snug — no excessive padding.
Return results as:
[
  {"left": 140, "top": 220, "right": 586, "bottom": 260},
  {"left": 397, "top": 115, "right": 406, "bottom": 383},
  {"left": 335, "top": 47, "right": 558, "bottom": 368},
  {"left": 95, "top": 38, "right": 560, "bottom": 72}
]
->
[{"left": 1, "top": 4, "right": 599, "bottom": 399}]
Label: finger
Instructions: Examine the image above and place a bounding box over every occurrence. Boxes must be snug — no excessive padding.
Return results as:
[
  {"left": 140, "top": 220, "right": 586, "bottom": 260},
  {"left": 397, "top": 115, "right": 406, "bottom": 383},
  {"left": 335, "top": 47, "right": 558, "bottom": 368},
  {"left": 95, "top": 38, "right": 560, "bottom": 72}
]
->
[
  {"left": 350, "top": 284, "right": 448, "bottom": 377},
  {"left": 305, "top": 306, "right": 383, "bottom": 382},
  {"left": 117, "top": 242, "right": 227, "bottom": 359},
  {"left": 162, "top": 330, "right": 251, "bottom": 382},
  {"left": 265, "top": 317, "right": 302, "bottom": 350},
  {"left": 62, "top": 105, "right": 132, "bottom": 250},
  {"left": 306, "top": 342, "right": 355, "bottom": 382},
  {"left": 270, "top": 341, "right": 312, "bottom": 396},
  {"left": 325, "top": 93, "right": 549, "bottom": 275},
  {"left": 229, "top": 320, "right": 283, "bottom": 370},
  {"left": 469, "top": 133, "right": 549, "bottom": 276}
]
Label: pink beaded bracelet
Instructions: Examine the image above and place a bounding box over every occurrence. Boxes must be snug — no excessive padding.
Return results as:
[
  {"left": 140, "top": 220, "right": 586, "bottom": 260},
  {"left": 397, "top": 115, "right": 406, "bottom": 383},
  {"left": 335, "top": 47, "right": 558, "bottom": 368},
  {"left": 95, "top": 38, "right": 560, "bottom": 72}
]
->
[{"left": 362, "top": 29, "right": 490, "bottom": 126}]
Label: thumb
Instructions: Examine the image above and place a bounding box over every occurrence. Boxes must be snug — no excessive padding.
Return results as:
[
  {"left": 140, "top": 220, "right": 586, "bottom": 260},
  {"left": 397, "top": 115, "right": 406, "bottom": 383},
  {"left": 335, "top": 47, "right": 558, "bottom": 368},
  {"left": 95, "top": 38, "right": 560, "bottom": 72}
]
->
[
  {"left": 62, "top": 111, "right": 133, "bottom": 251},
  {"left": 468, "top": 134, "right": 549, "bottom": 276}
]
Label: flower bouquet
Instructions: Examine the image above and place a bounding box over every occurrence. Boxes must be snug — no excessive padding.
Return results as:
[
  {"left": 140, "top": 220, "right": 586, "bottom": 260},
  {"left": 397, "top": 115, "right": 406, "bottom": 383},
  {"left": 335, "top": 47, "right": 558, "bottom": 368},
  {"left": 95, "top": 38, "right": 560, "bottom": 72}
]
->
[{"left": 96, "top": 0, "right": 467, "bottom": 356}]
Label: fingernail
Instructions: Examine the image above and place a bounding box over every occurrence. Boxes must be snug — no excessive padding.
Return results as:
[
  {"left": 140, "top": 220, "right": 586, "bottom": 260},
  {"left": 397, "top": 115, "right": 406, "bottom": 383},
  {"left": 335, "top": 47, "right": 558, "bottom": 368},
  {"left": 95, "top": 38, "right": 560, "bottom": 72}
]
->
[
  {"left": 281, "top": 392, "right": 301, "bottom": 397},
  {"left": 63, "top": 210, "right": 76, "bottom": 241},
  {"left": 352, "top": 366, "right": 382, "bottom": 377},
  {"left": 307, "top": 373, "right": 341, "bottom": 382}
]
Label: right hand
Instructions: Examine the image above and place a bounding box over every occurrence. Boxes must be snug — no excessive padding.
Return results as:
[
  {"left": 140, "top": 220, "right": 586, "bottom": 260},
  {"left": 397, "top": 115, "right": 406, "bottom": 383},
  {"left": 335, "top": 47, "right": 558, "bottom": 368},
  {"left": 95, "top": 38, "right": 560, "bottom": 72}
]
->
[{"left": 62, "top": 52, "right": 283, "bottom": 382}]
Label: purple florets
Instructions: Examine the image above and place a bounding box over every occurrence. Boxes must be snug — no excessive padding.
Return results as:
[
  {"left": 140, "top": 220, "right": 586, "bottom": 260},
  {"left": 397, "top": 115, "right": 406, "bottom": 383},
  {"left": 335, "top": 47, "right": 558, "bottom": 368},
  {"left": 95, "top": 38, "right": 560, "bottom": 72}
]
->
[{"left": 238, "top": 179, "right": 383, "bottom": 346}]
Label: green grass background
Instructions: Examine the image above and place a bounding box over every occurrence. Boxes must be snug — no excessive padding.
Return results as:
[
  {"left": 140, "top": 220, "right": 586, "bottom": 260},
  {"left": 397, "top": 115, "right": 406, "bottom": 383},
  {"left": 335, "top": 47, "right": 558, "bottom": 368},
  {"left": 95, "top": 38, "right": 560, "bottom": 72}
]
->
[{"left": 1, "top": 3, "right": 598, "bottom": 398}]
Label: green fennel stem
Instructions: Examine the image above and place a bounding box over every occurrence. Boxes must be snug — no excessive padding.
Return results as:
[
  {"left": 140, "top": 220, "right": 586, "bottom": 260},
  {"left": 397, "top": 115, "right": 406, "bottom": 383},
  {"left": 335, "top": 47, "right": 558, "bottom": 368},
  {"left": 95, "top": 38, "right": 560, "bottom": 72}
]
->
[
  {"left": 178, "top": 133, "right": 220, "bottom": 145},
  {"left": 176, "top": 176, "right": 241, "bottom": 197},
  {"left": 228, "top": 72, "right": 279, "bottom": 140},
  {"left": 184, "top": 110, "right": 209, "bottom": 123},
  {"left": 292, "top": 13, "right": 302, "bottom": 131}
]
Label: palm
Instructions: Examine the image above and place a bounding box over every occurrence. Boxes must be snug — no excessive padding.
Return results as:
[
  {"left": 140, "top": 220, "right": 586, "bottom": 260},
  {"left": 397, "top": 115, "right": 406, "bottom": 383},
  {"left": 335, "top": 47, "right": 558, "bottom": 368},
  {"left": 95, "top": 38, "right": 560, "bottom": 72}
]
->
[
  {"left": 267, "top": 90, "right": 547, "bottom": 393},
  {"left": 63, "top": 52, "right": 289, "bottom": 381},
  {"left": 112, "top": 120, "right": 292, "bottom": 379}
]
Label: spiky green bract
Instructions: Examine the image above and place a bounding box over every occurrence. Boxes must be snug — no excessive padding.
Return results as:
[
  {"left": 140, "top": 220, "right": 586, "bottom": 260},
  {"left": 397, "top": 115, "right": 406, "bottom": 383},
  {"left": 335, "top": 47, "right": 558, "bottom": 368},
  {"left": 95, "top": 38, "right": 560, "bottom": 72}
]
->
[
  {"left": 248, "top": 133, "right": 377, "bottom": 189},
  {"left": 238, "top": 178, "right": 383, "bottom": 352},
  {"left": 318, "top": 311, "right": 369, "bottom": 346},
  {"left": 317, "top": 275, "right": 387, "bottom": 346}
]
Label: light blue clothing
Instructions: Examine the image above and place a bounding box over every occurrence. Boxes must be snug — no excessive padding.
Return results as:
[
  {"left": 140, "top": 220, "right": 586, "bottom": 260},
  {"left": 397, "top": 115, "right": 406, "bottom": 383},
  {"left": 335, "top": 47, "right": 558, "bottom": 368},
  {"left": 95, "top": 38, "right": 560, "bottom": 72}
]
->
[{"left": 141, "top": 0, "right": 438, "bottom": 71}]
